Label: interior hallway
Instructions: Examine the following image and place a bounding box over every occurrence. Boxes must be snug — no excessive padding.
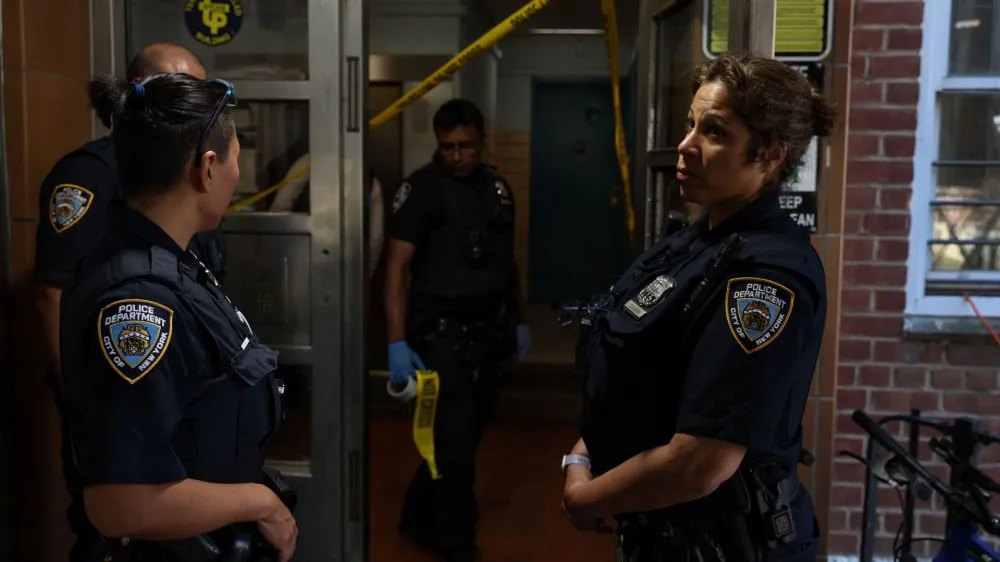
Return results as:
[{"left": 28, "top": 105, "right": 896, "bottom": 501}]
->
[{"left": 369, "top": 417, "right": 615, "bottom": 562}]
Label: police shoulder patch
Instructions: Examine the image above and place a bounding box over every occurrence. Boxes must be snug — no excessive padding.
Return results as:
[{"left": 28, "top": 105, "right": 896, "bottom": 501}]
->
[
  {"left": 724, "top": 277, "right": 795, "bottom": 354},
  {"left": 98, "top": 299, "right": 174, "bottom": 384},
  {"left": 49, "top": 184, "right": 95, "bottom": 233},
  {"left": 392, "top": 182, "right": 412, "bottom": 214}
]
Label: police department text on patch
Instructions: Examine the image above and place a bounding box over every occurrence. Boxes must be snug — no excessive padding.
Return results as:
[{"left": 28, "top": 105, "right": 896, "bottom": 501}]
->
[
  {"left": 98, "top": 299, "right": 174, "bottom": 384},
  {"left": 724, "top": 277, "right": 795, "bottom": 354}
]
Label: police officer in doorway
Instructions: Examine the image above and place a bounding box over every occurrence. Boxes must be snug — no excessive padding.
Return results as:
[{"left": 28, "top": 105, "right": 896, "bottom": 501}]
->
[
  {"left": 61, "top": 73, "right": 297, "bottom": 561},
  {"left": 559, "top": 54, "right": 836, "bottom": 561},
  {"left": 32, "top": 42, "right": 229, "bottom": 562},
  {"left": 383, "top": 99, "right": 530, "bottom": 562}
]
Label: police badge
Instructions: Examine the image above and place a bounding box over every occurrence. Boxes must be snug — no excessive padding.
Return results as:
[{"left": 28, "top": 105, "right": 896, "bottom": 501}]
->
[
  {"left": 624, "top": 275, "right": 676, "bottom": 319},
  {"left": 49, "top": 184, "right": 95, "bottom": 233},
  {"left": 392, "top": 182, "right": 412, "bottom": 214},
  {"left": 496, "top": 180, "right": 512, "bottom": 205},
  {"left": 98, "top": 299, "right": 174, "bottom": 383}
]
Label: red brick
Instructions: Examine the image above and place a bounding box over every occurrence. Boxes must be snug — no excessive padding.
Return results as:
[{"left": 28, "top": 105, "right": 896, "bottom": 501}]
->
[
  {"left": 850, "top": 108, "right": 918, "bottom": 131},
  {"left": 841, "top": 289, "right": 872, "bottom": 312},
  {"left": 839, "top": 339, "right": 872, "bottom": 362},
  {"left": 844, "top": 212, "right": 863, "bottom": 234},
  {"left": 870, "top": 55, "right": 921, "bottom": 79},
  {"left": 946, "top": 344, "right": 1000, "bottom": 367},
  {"left": 848, "top": 133, "right": 880, "bottom": 156},
  {"left": 875, "top": 238, "right": 909, "bottom": 261},
  {"left": 866, "top": 212, "right": 910, "bottom": 235},
  {"left": 850, "top": 82, "right": 884, "bottom": 105},
  {"left": 838, "top": 365, "right": 857, "bottom": 386},
  {"left": 878, "top": 187, "right": 911, "bottom": 210},
  {"left": 965, "top": 370, "right": 998, "bottom": 391},
  {"left": 852, "top": 28, "right": 885, "bottom": 51},
  {"left": 893, "top": 367, "right": 927, "bottom": 388},
  {"left": 835, "top": 437, "right": 865, "bottom": 457},
  {"left": 844, "top": 237, "right": 875, "bottom": 261},
  {"left": 852, "top": 56, "right": 868, "bottom": 78},
  {"left": 827, "top": 508, "right": 850, "bottom": 533},
  {"left": 842, "top": 263, "right": 907, "bottom": 286},
  {"left": 871, "top": 389, "right": 941, "bottom": 412},
  {"left": 856, "top": 2, "right": 925, "bottom": 26},
  {"left": 831, "top": 483, "right": 864, "bottom": 506},
  {"left": 931, "top": 368, "right": 964, "bottom": 389},
  {"left": 840, "top": 314, "right": 902, "bottom": 337},
  {"left": 836, "top": 412, "right": 864, "bottom": 436},
  {"left": 873, "top": 340, "right": 944, "bottom": 363},
  {"left": 838, "top": 388, "right": 870, "bottom": 411},
  {"left": 846, "top": 185, "right": 879, "bottom": 210},
  {"left": 827, "top": 532, "right": 860, "bottom": 554},
  {"left": 943, "top": 392, "right": 1000, "bottom": 414},
  {"left": 859, "top": 365, "right": 891, "bottom": 386},
  {"left": 833, "top": 459, "right": 867, "bottom": 483},
  {"left": 887, "top": 28, "right": 923, "bottom": 51},
  {"left": 847, "top": 160, "right": 915, "bottom": 185},
  {"left": 886, "top": 82, "right": 921, "bottom": 105},
  {"left": 884, "top": 135, "right": 916, "bottom": 157},
  {"left": 874, "top": 290, "right": 906, "bottom": 312},
  {"left": 919, "top": 513, "right": 947, "bottom": 536}
]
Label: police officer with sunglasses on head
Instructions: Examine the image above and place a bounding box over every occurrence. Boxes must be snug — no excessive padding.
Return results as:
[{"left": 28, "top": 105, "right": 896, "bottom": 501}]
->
[{"left": 60, "top": 72, "right": 296, "bottom": 562}]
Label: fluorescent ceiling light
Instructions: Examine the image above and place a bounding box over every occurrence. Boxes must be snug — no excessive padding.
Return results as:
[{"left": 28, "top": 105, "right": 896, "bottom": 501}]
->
[{"left": 528, "top": 28, "right": 604, "bottom": 35}]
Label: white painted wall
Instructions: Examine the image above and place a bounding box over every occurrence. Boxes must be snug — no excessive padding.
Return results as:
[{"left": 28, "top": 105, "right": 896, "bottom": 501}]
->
[{"left": 496, "top": 34, "right": 634, "bottom": 131}]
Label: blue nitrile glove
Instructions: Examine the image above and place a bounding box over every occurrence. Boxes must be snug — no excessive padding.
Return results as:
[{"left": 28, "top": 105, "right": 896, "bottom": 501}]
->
[
  {"left": 388, "top": 341, "right": 425, "bottom": 388},
  {"left": 511, "top": 324, "right": 531, "bottom": 363}
]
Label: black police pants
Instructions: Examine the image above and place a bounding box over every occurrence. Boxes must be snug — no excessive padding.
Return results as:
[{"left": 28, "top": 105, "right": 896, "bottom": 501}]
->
[{"left": 398, "top": 328, "right": 501, "bottom": 557}]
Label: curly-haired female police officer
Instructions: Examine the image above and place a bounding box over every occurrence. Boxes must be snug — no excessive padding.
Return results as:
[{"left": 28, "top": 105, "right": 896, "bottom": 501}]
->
[
  {"left": 560, "top": 53, "right": 836, "bottom": 562},
  {"left": 60, "top": 73, "right": 297, "bottom": 561}
]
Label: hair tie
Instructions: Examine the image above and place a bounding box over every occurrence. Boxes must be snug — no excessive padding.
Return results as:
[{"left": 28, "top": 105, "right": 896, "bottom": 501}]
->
[{"left": 132, "top": 83, "right": 145, "bottom": 98}]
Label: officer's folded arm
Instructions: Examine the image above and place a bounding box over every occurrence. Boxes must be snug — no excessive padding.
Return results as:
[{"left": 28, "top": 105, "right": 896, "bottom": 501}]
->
[
  {"left": 78, "top": 289, "right": 286, "bottom": 541},
  {"left": 564, "top": 269, "right": 814, "bottom": 520}
]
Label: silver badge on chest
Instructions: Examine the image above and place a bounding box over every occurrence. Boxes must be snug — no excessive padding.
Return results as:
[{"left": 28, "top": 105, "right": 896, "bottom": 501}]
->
[{"left": 624, "top": 274, "right": 676, "bottom": 319}]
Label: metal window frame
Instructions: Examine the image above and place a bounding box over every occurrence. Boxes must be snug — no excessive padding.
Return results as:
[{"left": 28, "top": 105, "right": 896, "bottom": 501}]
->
[{"left": 905, "top": 0, "right": 1000, "bottom": 317}]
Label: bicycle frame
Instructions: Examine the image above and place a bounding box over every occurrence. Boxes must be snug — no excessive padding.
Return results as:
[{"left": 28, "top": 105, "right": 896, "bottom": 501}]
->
[
  {"left": 858, "top": 410, "right": 999, "bottom": 562},
  {"left": 933, "top": 521, "right": 1000, "bottom": 562}
]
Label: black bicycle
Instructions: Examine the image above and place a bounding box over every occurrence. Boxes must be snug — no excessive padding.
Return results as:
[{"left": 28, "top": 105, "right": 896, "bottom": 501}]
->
[{"left": 842, "top": 409, "right": 1000, "bottom": 562}]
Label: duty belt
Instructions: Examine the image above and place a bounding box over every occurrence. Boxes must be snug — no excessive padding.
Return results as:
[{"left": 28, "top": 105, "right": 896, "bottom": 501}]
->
[{"left": 613, "top": 514, "right": 727, "bottom": 562}]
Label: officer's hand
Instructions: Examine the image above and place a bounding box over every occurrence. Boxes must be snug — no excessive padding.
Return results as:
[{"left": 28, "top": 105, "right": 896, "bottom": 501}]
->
[
  {"left": 257, "top": 498, "right": 298, "bottom": 562},
  {"left": 388, "top": 340, "right": 426, "bottom": 388},
  {"left": 510, "top": 324, "right": 531, "bottom": 363}
]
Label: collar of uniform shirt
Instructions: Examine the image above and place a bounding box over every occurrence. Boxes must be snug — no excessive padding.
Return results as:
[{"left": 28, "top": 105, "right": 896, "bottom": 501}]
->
[{"left": 563, "top": 433, "right": 746, "bottom": 519}]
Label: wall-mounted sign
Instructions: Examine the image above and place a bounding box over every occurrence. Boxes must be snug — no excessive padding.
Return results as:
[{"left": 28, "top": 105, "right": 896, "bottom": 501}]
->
[
  {"left": 702, "top": 0, "right": 834, "bottom": 62},
  {"left": 185, "top": 0, "right": 244, "bottom": 47},
  {"left": 780, "top": 193, "right": 818, "bottom": 233}
]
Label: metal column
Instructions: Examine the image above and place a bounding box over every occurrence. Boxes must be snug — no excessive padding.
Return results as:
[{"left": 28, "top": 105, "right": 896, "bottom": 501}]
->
[{"left": 727, "top": 0, "right": 777, "bottom": 57}]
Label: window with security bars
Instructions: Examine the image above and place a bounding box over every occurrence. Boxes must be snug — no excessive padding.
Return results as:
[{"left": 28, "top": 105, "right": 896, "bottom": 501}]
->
[{"left": 913, "top": 0, "right": 1000, "bottom": 305}]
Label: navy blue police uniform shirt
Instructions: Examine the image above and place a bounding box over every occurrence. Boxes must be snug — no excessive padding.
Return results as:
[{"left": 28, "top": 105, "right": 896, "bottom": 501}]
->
[
  {"left": 35, "top": 137, "right": 227, "bottom": 289},
  {"left": 389, "top": 156, "right": 517, "bottom": 317},
  {"left": 582, "top": 193, "right": 826, "bottom": 476},
  {"left": 61, "top": 208, "right": 279, "bottom": 487}
]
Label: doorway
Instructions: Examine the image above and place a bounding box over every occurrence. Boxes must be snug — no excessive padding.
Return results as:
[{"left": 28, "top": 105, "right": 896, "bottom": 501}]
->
[{"left": 528, "top": 80, "right": 631, "bottom": 307}]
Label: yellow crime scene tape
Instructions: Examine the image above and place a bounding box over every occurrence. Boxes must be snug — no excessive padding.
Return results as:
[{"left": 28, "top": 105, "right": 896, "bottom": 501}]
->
[
  {"left": 600, "top": 0, "right": 635, "bottom": 242},
  {"left": 228, "top": 0, "right": 553, "bottom": 212},
  {"left": 412, "top": 370, "right": 443, "bottom": 479}
]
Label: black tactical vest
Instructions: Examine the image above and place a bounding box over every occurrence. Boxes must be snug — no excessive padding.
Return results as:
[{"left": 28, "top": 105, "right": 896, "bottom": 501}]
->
[
  {"left": 579, "top": 218, "right": 825, "bottom": 479},
  {"left": 62, "top": 245, "right": 281, "bottom": 485},
  {"left": 409, "top": 163, "right": 516, "bottom": 300}
]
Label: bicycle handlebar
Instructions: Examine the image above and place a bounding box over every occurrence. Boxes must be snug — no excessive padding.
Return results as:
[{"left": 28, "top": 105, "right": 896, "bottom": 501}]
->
[{"left": 851, "top": 410, "right": 1000, "bottom": 537}]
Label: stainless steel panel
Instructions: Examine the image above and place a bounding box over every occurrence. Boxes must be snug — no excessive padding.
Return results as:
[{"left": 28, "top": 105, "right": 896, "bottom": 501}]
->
[
  {"left": 224, "top": 233, "right": 311, "bottom": 348},
  {"left": 370, "top": 54, "right": 452, "bottom": 82},
  {"left": 231, "top": 81, "right": 311, "bottom": 101},
  {"left": 341, "top": 0, "right": 369, "bottom": 560},
  {"left": 221, "top": 213, "right": 311, "bottom": 234},
  {"left": 90, "top": 0, "right": 127, "bottom": 139}
]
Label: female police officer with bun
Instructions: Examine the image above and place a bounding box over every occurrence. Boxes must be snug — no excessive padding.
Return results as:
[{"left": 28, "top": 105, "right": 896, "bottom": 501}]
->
[
  {"left": 559, "top": 53, "right": 836, "bottom": 561},
  {"left": 60, "top": 72, "right": 298, "bottom": 561}
]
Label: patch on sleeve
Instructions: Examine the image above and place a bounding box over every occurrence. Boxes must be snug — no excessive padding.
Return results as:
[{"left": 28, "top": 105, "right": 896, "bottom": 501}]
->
[
  {"left": 725, "top": 277, "right": 795, "bottom": 354},
  {"left": 98, "top": 299, "right": 174, "bottom": 384},
  {"left": 49, "top": 184, "right": 95, "bottom": 233},
  {"left": 392, "top": 182, "right": 412, "bottom": 214}
]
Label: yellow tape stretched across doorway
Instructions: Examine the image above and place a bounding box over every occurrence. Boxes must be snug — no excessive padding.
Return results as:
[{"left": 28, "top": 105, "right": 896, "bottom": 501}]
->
[
  {"left": 228, "top": 0, "right": 552, "bottom": 212},
  {"left": 600, "top": 0, "right": 635, "bottom": 243},
  {"left": 412, "top": 370, "right": 442, "bottom": 480}
]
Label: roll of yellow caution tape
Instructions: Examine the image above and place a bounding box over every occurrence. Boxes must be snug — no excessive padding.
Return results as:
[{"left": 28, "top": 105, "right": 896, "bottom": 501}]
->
[
  {"left": 600, "top": 0, "right": 636, "bottom": 243},
  {"left": 413, "top": 370, "right": 442, "bottom": 480},
  {"left": 369, "top": 0, "right": 553, "bottom": 128}
]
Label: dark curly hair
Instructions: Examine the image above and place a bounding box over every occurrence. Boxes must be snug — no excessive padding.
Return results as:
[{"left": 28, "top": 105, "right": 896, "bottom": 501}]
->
[{"left": 692, "top": 53, "right": 837, "bottom": 191}]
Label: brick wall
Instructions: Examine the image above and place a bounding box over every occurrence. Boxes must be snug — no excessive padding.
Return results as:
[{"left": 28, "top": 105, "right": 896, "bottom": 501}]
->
[{"left": 829, "top": 1, "right": 1000, "bottom": 557}]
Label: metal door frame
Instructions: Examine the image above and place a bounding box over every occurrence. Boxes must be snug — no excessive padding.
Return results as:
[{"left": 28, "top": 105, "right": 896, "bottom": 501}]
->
[
  {"left": 0, "top": 2, "right": 14, "bottom": 551},
  {"left": 89, "top": 1, "right": 369, "bottom": 559}
]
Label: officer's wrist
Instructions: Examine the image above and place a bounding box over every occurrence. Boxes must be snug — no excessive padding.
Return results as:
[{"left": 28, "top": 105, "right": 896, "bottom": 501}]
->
[{"left": 246, "top": 483, "right": 284, "bottom": 521}]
